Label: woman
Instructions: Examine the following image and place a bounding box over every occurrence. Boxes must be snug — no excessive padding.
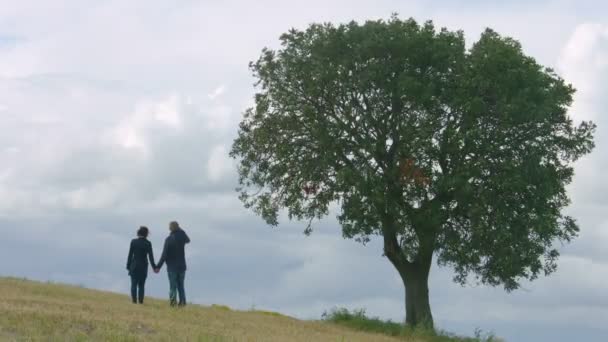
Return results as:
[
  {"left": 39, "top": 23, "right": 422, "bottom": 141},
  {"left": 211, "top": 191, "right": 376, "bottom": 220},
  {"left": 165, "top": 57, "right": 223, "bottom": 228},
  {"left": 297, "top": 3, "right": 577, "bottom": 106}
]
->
[{"left": 126, "top": 226, "right": 157, "bottom": 304}]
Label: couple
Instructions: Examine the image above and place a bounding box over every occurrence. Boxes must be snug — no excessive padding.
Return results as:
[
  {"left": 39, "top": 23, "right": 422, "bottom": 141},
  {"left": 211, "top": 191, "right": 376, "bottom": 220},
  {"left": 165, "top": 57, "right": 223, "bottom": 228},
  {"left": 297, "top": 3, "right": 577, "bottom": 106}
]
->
[{"left": 126, "top": 221, "right": 190, "bottom": 307}]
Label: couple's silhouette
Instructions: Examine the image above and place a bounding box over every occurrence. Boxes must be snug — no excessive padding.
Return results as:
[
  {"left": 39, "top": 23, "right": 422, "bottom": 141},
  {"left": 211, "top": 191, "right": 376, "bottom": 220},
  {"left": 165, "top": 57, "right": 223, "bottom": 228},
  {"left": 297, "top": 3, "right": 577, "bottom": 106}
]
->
[{"left": 126, "top": 221, "right": 190, "bottom": 306}]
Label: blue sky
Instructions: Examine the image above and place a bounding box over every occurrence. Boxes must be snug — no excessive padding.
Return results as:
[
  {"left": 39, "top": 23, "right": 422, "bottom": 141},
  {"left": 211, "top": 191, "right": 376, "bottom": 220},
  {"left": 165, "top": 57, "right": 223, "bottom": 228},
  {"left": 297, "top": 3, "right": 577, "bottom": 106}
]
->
[
  {"left": 1, "top": 1, "right": 607, "bottom": 341},
  {"left": 0, "top": 35, "right": 20, "bottom": 48}
]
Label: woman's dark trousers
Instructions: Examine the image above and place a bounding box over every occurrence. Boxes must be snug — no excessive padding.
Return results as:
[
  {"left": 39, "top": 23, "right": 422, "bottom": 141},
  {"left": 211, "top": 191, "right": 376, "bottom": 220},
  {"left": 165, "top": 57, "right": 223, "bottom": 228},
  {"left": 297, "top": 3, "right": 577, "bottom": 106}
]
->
[{"left": 130, "top": 272, "right": 147, "bottom": 304}]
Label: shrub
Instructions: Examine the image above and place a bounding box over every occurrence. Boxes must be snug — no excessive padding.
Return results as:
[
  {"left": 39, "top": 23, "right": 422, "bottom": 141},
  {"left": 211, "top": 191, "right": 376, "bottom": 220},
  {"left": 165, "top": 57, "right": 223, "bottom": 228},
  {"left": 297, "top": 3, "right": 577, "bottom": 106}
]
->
[{"left": 322, "top": 308, "right": 503, "bottom": 342}]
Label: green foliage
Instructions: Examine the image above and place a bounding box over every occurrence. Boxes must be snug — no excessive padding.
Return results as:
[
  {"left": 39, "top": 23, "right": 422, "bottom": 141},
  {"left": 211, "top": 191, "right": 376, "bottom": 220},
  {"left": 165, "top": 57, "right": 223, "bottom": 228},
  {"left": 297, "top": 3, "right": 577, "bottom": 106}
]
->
[
  {"left": 252, "top": 309, "right": 289, "bottom": 318},
  {"left": 230, "top": 15, "right": 595, "bottom": 294},
  {"left": 322, "top": 308, "right": 405, "bottom": 336},
  {"left": 211, "top": 304, "right": 232, "bottom": 311},
  {"left": 322, "top": 308, "right": 502, "bottom": 342}
]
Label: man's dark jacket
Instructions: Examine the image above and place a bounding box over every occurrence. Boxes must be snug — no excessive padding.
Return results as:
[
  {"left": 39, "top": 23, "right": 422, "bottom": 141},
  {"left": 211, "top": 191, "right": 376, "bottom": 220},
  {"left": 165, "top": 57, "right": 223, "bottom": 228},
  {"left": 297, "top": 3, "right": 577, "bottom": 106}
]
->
[
  {"left": 126, "top": 237, "right": 156, "bottom": 276},
  {"left": 157, "top": 228, "right": 190, "bottom": 273}
]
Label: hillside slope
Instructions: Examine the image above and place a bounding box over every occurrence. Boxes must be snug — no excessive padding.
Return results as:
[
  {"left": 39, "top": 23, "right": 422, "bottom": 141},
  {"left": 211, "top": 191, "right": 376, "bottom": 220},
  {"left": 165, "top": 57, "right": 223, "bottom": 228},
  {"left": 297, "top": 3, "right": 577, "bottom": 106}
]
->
[{"left": 0, "top": 277, "right": 412, "bottom": 341}]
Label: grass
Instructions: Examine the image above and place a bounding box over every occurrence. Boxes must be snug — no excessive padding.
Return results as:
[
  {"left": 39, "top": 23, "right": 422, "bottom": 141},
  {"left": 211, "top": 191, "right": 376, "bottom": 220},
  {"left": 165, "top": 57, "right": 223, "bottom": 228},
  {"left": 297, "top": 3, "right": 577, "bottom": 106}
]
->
[
  {"left": 322, "top": 308, "right": 503, "bottom": 342},
  {"left": 0, "top": 277, "right": 499, "bottom": 341}
]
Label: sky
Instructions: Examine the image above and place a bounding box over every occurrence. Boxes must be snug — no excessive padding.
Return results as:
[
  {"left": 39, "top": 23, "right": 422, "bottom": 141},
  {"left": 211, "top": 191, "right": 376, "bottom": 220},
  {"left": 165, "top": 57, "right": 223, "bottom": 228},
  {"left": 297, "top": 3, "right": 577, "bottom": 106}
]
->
[{"left": 0, "top": 0, "right": 607, "bottom": 341}]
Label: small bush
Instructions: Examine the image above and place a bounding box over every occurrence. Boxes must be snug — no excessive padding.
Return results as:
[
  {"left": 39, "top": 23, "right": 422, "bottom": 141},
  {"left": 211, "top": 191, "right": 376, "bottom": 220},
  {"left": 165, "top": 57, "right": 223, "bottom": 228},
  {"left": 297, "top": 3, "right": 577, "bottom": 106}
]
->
[
  {"left": 252, "top": 310, "right": 288, "bottom": 318},
  {"left": 322, "top": 307, "right": 503, "bottom": 342},
  {"left": 210, "top": 304, "right": 231, "bottom": 311},
  {"left": 322, "top": 307, "right": 404, "bottom": 336}
]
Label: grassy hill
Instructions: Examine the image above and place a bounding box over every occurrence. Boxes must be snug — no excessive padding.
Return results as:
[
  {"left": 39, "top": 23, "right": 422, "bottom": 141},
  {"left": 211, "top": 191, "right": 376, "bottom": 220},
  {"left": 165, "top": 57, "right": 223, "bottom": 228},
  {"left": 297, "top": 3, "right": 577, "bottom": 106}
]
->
[{"left": 0, "top": 277, "right": 497, "bottom": 341}]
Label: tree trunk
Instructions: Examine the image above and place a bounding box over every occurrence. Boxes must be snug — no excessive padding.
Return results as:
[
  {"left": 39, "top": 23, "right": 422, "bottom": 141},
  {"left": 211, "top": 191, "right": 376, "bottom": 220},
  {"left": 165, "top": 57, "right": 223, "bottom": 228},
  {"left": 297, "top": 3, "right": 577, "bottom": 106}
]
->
[
  {"left": 381, "top": 195, "right": 437, "bottom": 329},
  {"left": 401, "top": 265, "right": 433, "bottom": 329},
  {"left": 384, "top": 238, "right": 434, "bottom": 329}
]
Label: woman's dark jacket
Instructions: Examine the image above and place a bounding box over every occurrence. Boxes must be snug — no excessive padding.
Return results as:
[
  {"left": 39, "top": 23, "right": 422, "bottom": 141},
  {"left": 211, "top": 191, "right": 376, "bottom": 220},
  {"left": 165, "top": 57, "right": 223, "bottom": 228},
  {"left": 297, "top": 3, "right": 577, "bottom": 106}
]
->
[{"left": 126, "top": 237, "right": 156, "bottom": 276}]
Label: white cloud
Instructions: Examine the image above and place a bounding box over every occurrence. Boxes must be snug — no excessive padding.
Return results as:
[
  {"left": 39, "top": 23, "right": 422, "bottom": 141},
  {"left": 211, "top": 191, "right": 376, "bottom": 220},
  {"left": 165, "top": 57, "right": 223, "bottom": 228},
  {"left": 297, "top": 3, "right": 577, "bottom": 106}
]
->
[
  {"left": 63, "top": 180, "right": 123, "bottom": 210},
  {"left": 558, "top": 22, "right": 608, "bottom": 209},
  {"left": 200, "top": 104, "right": 235, "bottom": 132},
  {"left": 1, "top": 2, "right": 608, "bottom": 341},
  {"left": 558, "top": 23, "right": 608, "bottom": 116},
  {"left": 208, "top": 85, "right": 226, "bottom": 100},
  {"left": 110, "top": 94, "right": 184, "bottom": 154},
  {"left": 207, "top": 144, "right": 233, "bottom": 182},
  {"left": 153, "top": 94, "right": 182, "bottom": 127}
]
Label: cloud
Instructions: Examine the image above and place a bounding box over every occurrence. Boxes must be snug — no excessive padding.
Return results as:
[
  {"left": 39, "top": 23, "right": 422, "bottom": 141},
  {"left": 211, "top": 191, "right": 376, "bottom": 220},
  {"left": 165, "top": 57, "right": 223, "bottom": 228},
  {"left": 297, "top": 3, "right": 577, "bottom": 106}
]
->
[
  {"left": 207, "top": 145, "right": 233, "bottom": 182},
  {"left": 208, "top": 85, "right": 226, "bottom": 100},
  {"left": 1, "top": 2, "right": 608, "bottom": 342},
  {"left": 111, "top": 94, "right": 184, "bottom": 155},
  {"left": 559, "top": 23, "right": 608, "bottom": 121}
]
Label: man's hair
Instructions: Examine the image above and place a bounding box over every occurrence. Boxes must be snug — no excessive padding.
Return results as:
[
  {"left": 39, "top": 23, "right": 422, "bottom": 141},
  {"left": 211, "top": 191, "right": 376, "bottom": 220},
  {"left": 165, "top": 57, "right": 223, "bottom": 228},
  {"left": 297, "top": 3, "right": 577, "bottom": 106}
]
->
[
  {"left": 137, "top": 226, "right": 149, "bottom": 237},
  {"left": 169, "top": 221, "right": 180, "bottom": 231}
]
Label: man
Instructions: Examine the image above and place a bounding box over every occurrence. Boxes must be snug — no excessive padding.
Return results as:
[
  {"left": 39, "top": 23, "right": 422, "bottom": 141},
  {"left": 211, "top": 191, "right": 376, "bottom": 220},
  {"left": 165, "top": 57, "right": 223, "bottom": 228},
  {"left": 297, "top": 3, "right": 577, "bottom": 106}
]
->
[{"left": 155, "top": 221, "right": 190, "bottom": 307}]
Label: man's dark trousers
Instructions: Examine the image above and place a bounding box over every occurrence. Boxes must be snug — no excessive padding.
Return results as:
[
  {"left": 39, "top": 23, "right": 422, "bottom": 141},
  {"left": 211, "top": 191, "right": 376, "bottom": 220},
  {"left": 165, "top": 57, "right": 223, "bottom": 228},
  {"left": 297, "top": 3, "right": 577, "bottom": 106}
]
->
[{"left": 168, "top": 271, "right": 186, "bottom": 306}]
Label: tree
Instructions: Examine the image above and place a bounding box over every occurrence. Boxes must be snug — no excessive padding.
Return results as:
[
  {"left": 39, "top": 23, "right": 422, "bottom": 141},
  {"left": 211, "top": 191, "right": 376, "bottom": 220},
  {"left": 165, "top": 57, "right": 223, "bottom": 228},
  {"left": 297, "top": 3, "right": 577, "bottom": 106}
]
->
[{"left": 229, "top": 16, "right": 595, "bottom": 329}]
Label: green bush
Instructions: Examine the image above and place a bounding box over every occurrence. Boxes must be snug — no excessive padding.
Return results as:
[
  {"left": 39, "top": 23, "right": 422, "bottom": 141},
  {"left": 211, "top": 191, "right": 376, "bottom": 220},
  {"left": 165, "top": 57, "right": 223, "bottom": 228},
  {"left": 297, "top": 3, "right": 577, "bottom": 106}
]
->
[
  {"left": 322, "top": 308, "right": 502, "bottom": 342},
  {"left": 322, "top": 308, "right": 404, "bottom": 336}
]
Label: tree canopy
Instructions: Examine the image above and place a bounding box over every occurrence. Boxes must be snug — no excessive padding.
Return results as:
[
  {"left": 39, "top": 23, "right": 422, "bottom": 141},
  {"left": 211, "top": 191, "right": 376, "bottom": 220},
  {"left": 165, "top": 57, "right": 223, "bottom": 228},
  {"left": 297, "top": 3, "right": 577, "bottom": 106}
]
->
[{"left": 230, "top": 16, "right": 595, "bottom": 328}]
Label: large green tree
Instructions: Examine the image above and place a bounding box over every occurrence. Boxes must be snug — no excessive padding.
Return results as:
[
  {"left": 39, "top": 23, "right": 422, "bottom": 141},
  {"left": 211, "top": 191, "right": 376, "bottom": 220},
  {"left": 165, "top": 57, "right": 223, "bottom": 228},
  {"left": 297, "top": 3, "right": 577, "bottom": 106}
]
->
[{"left": 229, "top": 17, "right": 595, "bottom": 328}]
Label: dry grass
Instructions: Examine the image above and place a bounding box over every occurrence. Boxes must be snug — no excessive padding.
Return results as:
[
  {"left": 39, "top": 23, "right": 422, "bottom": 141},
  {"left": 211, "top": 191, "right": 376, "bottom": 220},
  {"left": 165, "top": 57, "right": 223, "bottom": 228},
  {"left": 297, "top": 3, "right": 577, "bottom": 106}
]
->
[{"left": 0, "top": 277, "right": 419, "bottom": 341}]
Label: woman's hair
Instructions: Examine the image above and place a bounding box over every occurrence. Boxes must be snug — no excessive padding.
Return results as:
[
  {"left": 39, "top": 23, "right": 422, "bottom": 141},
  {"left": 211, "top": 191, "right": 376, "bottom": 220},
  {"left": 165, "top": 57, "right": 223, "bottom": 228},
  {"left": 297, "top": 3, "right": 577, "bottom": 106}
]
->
[{"left": 137, "top": 226, "right": 149, "bottom": 238}]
